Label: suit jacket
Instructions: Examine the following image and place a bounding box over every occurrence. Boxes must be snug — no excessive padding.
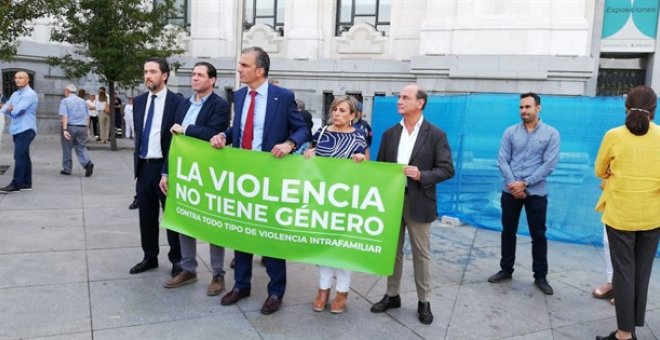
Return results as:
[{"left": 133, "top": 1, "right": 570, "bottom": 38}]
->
[
  {"left": 377, "top": 119, "right": 455, "bottom": 223},
  {"left": 225, "top": 83, "right": 308, "bottom": 151},
  {"left": 162, "top": 92, "right": 230, "bottom": 174},
  {"left": 133, "top": 89, "right": 184, "bottom": 178}
]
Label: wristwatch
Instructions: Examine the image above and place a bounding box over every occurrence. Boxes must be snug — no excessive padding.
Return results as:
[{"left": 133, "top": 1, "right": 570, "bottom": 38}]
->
[{"left": 286, "top": 138, "right": 297, "bottom": 151}]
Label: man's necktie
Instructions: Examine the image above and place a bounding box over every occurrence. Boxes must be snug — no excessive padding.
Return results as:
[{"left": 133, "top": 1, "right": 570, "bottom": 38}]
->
[
  {"left": 139, "top": 94, "right": 157, "bottom": 158},
  {"left": 241, "top": 90, "right": 258, "bottom": 150}
]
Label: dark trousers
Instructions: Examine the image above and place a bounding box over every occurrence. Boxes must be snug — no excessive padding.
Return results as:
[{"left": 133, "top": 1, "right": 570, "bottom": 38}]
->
[
  {"left": 234, "top": 250, "right": 286, "bottom": 299},
  {"left": 500, "top": 192, "right": 548, "bottom": 278},
  {"left": 11, "top": 129, "right": 36, "bottom": 188},
  {"left": 136, "top": 159, "right": 181, "bottom": 264},
  {"left": 89, "top": 116, "right": 99, "bottom": 137},
  {"left": 606, "top": 225, "right": 660, "bottom": 332}
]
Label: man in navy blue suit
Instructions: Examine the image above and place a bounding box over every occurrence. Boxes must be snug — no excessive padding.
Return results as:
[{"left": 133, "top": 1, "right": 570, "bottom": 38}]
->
[
  {"left": 210, "top": 46, "right": 308, "bottom": 314},
  {"left": 129, "top": 57, "right": 184, "bottom": 277},
  {"left": 160, "top": 61, "right": 230, "bottom": 296}
]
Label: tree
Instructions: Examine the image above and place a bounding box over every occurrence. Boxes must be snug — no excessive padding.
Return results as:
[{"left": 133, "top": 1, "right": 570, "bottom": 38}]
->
[
  {"left": 0, "top": 0, "right": 67, "bottom": 61},
  {"left": 49, "top": 0, "right": 184, "bottom": 151}
]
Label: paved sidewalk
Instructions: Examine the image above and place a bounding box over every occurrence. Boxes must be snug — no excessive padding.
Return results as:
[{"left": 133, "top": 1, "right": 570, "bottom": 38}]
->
[{"left": 1, "top": 133, "right": 660, "bottom": 340}]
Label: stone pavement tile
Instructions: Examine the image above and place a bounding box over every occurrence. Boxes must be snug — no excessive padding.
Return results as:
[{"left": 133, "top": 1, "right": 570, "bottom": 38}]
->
[
  {"left": 461, "top": 245, "right": 535, "bottom": 284},
  {"left": 82, "top": 194, "right": 136, "bottom": 209},
  {"left": 502, "top": 329, "right": 553, "bottom": 339},
  {"left": 0, "top": 223, "right": 85, "bottom": 254},
  {"left": 93, "top": 314, "right": 261, "bottom": 340},
  {"left": 445, "top": 281, "right": 550, "bottom": 339},
  {"left": 81, "top": 176, "right": 135, "bottom": 195},
  {"left": 245, "top": 299, "right": 425, "bottom": 340},
  {"left": 0, "top": 191, "right": 82, "bottom": 210},
  {"left": 547, "top": 240, "right": 603, "bottom": 274},
  {"left": 553, "top": 317, "right": 656, "bottom": 340},
  {"left": 0, "top": 250, "right": 87, "bottom": 289},
  {"left": 0, "top": 208, "right": 83, "bottom": 229},
  {"left": 87, "top": 246, "right": 176, "bottom": 281},
  {"left": 473, "top": 227, "right": 535, "bottom": 249},
  {"left": 349, "top": 271, "right": 382, "bottom": 298},
  {"left": 552, "top": 269, "right": 607, "bottom": 297},
  {"left": 85, "top": 222, "right": 143, "bottom": 249},
  {"left": 83, "top": 206, "right": 141, "bottom": 228},
  {"left": 90, "top": 273, "right": 227, "bottom": 330},
  {"left": 642, "top": 309, "right": 660, "bottom": 338},
  {"left": 31, "top": 331, "right": 92, "bottom": 340},
  {"left": 545, "top": 280, "right": 614, "bottom": 328},
  {"left": 0, "top": 283, "right": 90, "bottom": 339}
]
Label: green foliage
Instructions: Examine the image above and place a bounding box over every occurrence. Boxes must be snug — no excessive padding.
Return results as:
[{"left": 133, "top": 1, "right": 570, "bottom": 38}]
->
[
  {"left": 49, "top": 0, "right": 184, "bottom": 88},
  {"left": 0, "top": 0, "right": 66, "bottom": 61}
]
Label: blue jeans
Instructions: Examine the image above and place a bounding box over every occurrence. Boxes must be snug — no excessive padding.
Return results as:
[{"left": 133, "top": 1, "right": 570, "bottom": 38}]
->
[
  {"left": 499, "top": 191, "right": 548, "bottom": 279},
  {"left": 11, "top": 129, "right": 36, "bottom": 188}
]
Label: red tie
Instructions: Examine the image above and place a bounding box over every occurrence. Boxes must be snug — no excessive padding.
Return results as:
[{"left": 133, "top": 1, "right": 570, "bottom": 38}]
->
[{"left": 241, "top": 90, "right": 258, "bottom": 150}]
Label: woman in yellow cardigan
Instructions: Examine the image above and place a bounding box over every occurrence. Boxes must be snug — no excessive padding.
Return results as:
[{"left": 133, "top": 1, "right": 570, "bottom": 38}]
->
[{"left": 595, "top": 85, "right": 660, "bottom": 340}]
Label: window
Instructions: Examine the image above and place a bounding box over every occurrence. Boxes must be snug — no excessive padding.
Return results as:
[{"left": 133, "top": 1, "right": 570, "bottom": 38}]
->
[
  {"left": 336, "top": 0, "right": 391, "bottom": 36},
  {"left": 244, "top": 0, "right": 285, "bottom": 34},
  {"left": 2, "top": 69, "right": 35, "bottom": 98},
  {"left": 154, "top": 0, "right": 190, "bottom": 32}
]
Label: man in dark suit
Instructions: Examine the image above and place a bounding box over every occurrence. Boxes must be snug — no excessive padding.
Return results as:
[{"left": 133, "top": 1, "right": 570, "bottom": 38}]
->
[
  {"left": 130, "top": 57, "right": 185, "bottom": 277},
  {"left": 210, "top": 46, "right": 308, "bottom": 315},
  {"left": 370, "top": 84, "right": 454, "bottom": 325},
  {"left": 160, "top": 61, "right": 230, "bottom": 296}
]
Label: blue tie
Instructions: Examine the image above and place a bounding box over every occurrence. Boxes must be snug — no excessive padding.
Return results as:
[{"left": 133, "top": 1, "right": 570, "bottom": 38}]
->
[{"left": 140, "top": 94, "right": 157, "bottom": 158}]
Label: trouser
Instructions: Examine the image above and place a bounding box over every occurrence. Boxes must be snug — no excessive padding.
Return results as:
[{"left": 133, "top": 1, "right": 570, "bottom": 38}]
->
[
  {"left": 499, "top": 192, "right": 548, "bottom": 279},
  {"left": 179, "top": 233, "right": 226, "bottom": 277},
  {"left": 607, "top": 225, "right": 660, "bottom": 332},
  {"left": 11, "top": 129, "right": 36, "bottom": 188},
  {"left": 386, "top": 196, "right": 432, "bottom": 303},
  {"left": 99, "top": 113, "right": 110, "bottom": 141},
  {"left": 61, "top": 125, "right": 92, "bottom": 173},
  {"left": 124, "top": 119, "right": 134, "bottom": 138},
  {"left": 89, "top": 116, "right": 99, "bottom": 137},
  {"left": 319, "top": 266, "right": 352, "bottom": 292},
  {"left": 234, "top": 250, "right": 286, "bottom": 299},
  {"left": 603, "top": 224, "right": 613, "bottom": 283},
  {"left": 136, "top": 159, "right": 181, "bottom": 264}
]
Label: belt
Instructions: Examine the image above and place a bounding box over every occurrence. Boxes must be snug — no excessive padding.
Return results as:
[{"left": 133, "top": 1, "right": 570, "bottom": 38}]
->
[
  {"left": 140, "top": 158, "right": 163, "bottom": 163},
  {"left": 68, "top": 124, "right": 87, "bottom": 127}
]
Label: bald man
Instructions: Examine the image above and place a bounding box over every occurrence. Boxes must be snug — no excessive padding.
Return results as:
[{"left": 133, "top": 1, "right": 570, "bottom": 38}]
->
[{"left": 0, "top": 71, "right": 39, "bottom": 193}]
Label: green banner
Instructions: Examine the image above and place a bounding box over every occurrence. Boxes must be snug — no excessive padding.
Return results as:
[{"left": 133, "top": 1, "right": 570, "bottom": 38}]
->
[{"left": 162, "top": 135, "right": 406, "bottom": 275}]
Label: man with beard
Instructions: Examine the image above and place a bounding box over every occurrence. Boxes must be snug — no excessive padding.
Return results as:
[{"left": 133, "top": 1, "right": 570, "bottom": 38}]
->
[
  {"left": 488, "top": 92, "right": 560, "bottom": 296},
  {"left": 129, "top": 57, "right": 184, "bottom": 277}
]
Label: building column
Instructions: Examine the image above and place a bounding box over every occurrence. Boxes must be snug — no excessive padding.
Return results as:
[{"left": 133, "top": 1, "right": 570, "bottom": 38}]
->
[
  {"left": 419, "top": 0, "right": 457, "bottom": 56},
  {"left": 389, "top": 0, "right": 426, "bottom": 60},
  {"left": 285, "top": 0, "right": 323, "bottom": 60},
  {"left": 361, "top": 95, "right": 374, "bottom": 124},
  {"left": 189, "top": 0, "right": 241, "bottom": 58}
]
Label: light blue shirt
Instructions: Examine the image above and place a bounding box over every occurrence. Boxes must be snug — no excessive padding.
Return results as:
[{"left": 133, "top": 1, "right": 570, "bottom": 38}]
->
[
  {"left": 59, "top": 94, "right": 89, "bottom": 126},
  {"left": 497, "top": 121, "right": 560, "bottom": 196},
  {"left": 0, "top": 86, "right": 38, "bottom": 135},
  {"left": 182, "top": 93, "right": 210, "bottom": 132},
  {"left": 240, "top": 81, "right": 268, "bottom": 151}
]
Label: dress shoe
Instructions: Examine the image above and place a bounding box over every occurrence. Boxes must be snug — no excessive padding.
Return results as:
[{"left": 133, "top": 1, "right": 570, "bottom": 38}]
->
[
  {"left": 260, "top": 295, "right": 282, "bottom": 314},
  {"left": 488, "top": 270, "right": 512, "bottom": 283},
  {"left": 207, "top": 275, "right": 225, "bottom": 296},
  {"left": 596, "top": 331, "right": 636, "bottom": 340},
  {"left": 330, "top": 291, "right": 348, "bottom": 314},
  {"left": 220, "top": 288, "right": 250, "bottom": 305},
  {"left": 534, "top": 278, "right": 554, "bottom": 295},
  {"left": 129, "top": 259, "right": 158, "bottom": 274},
  {"left": 313, "top": 288, "right": 330, "bottom": 312},
  {"left": 20, "top": 185, "right": 32, "bottom": 191},
  {"left": 128, "top": 198, "right": 138, "bottom": 210},
  {"left": 370, "top": 294, "right": 401, "bottom": 313},
  {"left": 85, "top": 162, "right": 94, "bottom": 177},
  {"left": 163, "top": 271, "right": 197, "bottom": 288},
  {"left": 0, "top": 185, "right": 20, "bottom": 193},
  {"left": 59, "top": 170, "right": 71, "bottom": 176},
  {"left": 418, "top": 301, "right": 434, "bottom": 325},
  {"left": 171, "top": 263, "right": 183, "bottom": 278}
]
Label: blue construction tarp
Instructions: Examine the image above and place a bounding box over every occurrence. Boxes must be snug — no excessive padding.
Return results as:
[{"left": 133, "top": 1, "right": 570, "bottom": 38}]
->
[{"left": 371, "top": 93, "right": 625, "bottom": 246}]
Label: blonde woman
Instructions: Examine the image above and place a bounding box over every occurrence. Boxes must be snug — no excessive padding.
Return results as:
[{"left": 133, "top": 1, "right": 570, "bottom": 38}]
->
[
  {"left": 96, "top": 91, "right": 110, "bottom": 143},
  {"left": 304, "top": 96, "right": 367, "bottom": 313}
]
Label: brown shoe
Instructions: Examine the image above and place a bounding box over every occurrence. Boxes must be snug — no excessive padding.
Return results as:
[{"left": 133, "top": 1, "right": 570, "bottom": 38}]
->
[
  {"left": 220, "top": 288, "right": 250, "bottom": 306},
  {"left": 313, "top": 289, "right": 330, "bottom": 312},
  {"left": 207, "top": 275, "right": 225, "bottom": 296},
  {"left": 260, "top": 295, "right": 282, "bottom": 314},
  {"left": 330, "top": 291, "right": 348, "bottom": 314},
  {"left": 163, "top": 271, "right": 197, "bottom": 288}
]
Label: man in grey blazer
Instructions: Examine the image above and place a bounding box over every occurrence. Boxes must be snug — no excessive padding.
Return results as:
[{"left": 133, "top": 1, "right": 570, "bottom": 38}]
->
[{"left": 370, "top": 84, "right": 454, "bottom": 325}]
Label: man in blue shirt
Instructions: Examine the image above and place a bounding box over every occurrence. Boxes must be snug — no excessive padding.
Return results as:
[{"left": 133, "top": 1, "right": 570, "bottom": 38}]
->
[
  {"left": 0, "top": 71, "right": 38, "bottom": 193},
  {"left": 59, "top": 84, "right": 94, "bottom": 177},
  {"left": 488, "top": 92, "right": 560, "bottom": 295}
]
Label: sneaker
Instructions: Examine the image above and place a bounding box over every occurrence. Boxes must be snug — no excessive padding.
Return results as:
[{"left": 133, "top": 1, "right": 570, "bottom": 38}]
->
[
  {"left": 0, "top": 185, "right": 20, "bottom": 193},
  {"left": 163, "top": 271, "right": 197, "bottom": 288},
  {"left": 85, "top": 162, "right": 94, "bottom": 177},
  {"left": 207, "top": 275, "right": 225, "bottom": 296}
]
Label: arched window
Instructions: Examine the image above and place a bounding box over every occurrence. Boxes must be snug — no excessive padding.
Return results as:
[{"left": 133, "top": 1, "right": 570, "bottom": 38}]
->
[{"left": 336, "top": 0, "right": 391, "bottom": 36}]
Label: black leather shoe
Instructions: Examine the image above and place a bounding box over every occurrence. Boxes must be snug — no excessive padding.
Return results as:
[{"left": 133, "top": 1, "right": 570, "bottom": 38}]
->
[
  {"left": 370, "top": 294, "right": 401, "bottom": 313},
  {"left": 220, "top": 288, "right": 251, "bottom": 305},
  {"left": 418, "top": 301, "right": 434, "bottom": 325},
  {"left": 59, "top": 170, "right": 71, "bottom": 176},
  {"left": 596, "top": 331, "right": 635, "bottom": 340},
  {"left": 0, "top": 185, "right": 20, "bottom": 193},
  {"left": 85, "top": 162, "right": 94, "bottom": 177},
  {"left": 534, "top": 278, "right": 554, "bottom": 295},
  {"left": 129, "top": 259, "right": 158, "bottom": 274},
  {"left": 260, "top": 295, "right": 282, "bottom": 314},
  {"left": 488, "top": 270, "right": 512, "bottom": 283},
  {"left": 129, "top": 197, "right": 138, "bottom": 210},
  {"left": 171, "top": 263, "right": 183, "bottom": 278}
]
